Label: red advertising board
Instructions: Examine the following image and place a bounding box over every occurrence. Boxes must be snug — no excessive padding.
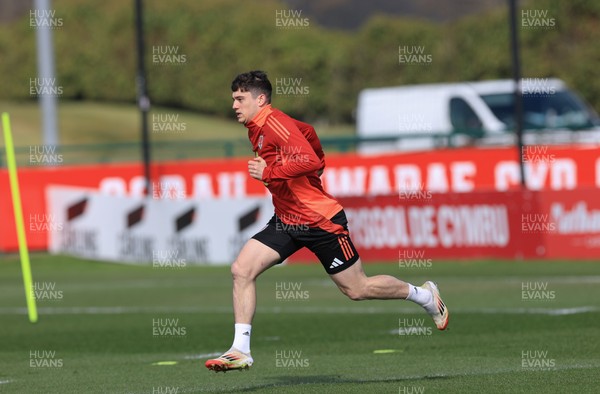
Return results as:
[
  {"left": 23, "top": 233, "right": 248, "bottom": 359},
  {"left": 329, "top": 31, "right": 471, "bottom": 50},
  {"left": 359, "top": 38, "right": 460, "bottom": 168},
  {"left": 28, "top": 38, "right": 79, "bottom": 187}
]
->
[
  {"left": 330, "top": 189, "right": 599, "bottom": 261},
  {"left": 287, "top": 190, "right": 538, "bottom": 262},
  {"left": 537, "top": 190, "right": 600, "bottom": 259},
  {"left": 339, "top": 191, "right": 543, "bottom": 260},
  {"left": 1, "top": 146, "right": 600, "bottom": 254}
]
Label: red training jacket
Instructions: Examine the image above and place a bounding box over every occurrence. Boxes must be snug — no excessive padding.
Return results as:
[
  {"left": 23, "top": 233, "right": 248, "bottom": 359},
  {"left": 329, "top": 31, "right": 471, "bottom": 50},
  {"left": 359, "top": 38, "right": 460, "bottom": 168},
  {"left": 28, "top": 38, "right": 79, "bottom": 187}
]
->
[{"left": 245, "top": 104, "right": 345, "bottom": 235}]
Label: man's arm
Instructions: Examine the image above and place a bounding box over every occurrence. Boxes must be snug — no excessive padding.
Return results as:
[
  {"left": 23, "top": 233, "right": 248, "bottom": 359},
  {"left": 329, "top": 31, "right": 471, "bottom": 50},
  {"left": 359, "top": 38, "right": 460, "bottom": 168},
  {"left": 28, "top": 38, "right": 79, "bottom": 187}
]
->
[
  {"left": 260, "top": 116, "right": 321, "bottom": 183},
  {"left": 295, "top": 120, "right": 325, "bottom": 173}
]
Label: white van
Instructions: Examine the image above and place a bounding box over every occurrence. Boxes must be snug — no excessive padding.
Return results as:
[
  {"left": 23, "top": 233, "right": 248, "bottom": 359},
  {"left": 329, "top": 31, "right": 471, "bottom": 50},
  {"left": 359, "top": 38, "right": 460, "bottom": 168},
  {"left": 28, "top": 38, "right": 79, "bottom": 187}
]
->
[{"left": 356, "top": 78, "right": 600, "bottom": 153}]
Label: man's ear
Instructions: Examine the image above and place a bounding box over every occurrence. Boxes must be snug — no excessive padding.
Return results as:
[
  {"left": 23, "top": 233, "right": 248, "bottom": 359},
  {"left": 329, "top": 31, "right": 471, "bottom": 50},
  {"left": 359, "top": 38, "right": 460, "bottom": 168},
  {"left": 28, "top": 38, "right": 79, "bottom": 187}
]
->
[{"left": 258, "top": 94, "right": 267, "bottom": 106}]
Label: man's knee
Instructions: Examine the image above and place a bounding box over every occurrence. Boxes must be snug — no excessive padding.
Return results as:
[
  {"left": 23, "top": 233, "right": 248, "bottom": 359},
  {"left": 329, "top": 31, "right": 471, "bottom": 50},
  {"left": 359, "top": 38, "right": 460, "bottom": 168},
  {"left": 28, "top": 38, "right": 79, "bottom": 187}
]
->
[
  {"left": 231, "top": 259, "right": 254, "bottom": 282},
  {"left": 332, "top": 262, "right": 368, "bottom": 301},
  {"left": 231, "top": 239, "right": 280, "bottom": 282},
  {"left": 339, "top": 283, "right": 367, "bottom": 301}
]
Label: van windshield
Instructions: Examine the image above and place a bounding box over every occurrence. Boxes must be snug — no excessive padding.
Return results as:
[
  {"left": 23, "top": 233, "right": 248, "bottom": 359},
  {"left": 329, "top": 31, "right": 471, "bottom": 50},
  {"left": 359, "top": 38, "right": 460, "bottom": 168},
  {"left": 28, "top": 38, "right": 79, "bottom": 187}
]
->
[{"left": 480, "top": 90, "right": 599, "bottom": 130}]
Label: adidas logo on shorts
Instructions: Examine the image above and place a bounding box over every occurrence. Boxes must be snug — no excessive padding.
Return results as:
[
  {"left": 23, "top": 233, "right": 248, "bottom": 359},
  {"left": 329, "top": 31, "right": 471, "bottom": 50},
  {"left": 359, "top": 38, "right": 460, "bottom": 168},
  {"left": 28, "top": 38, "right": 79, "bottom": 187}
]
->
[{"left": 329, "top": 257, "right": 345, "bottom": 269}]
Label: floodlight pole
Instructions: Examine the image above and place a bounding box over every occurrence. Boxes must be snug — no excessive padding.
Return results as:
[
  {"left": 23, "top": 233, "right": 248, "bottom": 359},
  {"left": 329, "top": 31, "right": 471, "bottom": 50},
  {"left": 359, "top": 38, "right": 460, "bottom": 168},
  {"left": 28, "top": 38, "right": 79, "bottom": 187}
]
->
[
  {"left": 135, "top": 0, "right": 152, "bottom": 195},
  {"left": 34, "top": 0, "right": 59, "bottom": 148},
  {"left": 508, "top": 0, "right": 526, "bottom": 187}
]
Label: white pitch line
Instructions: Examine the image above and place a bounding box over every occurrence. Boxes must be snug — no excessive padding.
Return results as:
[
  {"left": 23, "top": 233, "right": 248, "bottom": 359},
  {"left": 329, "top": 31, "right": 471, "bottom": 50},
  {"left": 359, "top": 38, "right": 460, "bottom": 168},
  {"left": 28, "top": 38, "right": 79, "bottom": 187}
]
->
[
  {"left": 0, "top": 305, "right": 598, "bottom": 315},
  {"left": 437, "top": 276, "right": 600, "bottom": 285},
  {"left": 5, "top": 276, "right": 599, "bottom": 293},
  {"left": 183, "top": 352, "right": 221, "bottom": 360}
]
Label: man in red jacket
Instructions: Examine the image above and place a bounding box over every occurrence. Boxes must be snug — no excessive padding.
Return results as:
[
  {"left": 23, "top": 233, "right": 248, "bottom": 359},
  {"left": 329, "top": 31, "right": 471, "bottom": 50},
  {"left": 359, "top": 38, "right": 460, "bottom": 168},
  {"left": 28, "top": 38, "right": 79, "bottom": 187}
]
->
[{"left": 205, "top": 71, "right": 448, "bottom": 372}]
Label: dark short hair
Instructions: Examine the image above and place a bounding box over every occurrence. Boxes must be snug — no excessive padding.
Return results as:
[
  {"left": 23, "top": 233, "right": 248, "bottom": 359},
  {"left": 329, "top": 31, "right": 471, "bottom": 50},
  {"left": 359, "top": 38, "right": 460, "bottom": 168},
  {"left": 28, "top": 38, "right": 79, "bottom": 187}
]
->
[{"left": 231, "top": 70, "right": 272, "bottom": 103}]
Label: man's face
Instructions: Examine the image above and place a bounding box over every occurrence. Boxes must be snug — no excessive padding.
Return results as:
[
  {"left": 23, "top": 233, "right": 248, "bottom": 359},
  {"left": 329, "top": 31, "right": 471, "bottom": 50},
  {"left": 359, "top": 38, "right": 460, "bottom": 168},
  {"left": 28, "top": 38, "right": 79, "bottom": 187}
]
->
[{"left": 232, "top": 89, "right": 264, "bottom": 124}]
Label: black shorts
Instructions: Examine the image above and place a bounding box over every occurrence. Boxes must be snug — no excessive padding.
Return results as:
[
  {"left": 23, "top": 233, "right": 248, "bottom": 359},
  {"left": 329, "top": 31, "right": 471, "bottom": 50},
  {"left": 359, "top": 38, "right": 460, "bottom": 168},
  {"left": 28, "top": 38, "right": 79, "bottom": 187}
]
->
[{"left": 252, "top": 210, "right": 360, "bottom": 274}]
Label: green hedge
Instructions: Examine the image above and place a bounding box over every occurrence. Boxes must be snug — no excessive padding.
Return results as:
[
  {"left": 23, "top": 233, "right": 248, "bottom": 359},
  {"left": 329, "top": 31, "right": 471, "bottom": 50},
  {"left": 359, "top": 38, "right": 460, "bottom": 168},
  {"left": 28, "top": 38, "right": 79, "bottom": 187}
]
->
[{"left": 1, "top": 0, "right": 598, "bottom": 123}]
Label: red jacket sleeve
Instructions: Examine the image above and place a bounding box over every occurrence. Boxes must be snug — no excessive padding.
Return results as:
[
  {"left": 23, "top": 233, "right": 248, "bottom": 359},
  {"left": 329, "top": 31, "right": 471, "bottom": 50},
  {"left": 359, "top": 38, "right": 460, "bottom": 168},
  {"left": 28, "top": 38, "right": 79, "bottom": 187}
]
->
[
  {"left": 295, "top": 120, "right": 325, "bottom": 171},
  {"left": 261, "top": 116, "right": 321, "bottom": 183}
]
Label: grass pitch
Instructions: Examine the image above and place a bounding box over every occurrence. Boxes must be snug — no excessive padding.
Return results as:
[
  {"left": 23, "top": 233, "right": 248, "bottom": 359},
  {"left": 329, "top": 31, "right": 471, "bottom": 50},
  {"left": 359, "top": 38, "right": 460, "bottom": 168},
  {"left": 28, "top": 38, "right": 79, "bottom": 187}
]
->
[{"left": 0, "top": 255, "right": 599, "bottom": 393}]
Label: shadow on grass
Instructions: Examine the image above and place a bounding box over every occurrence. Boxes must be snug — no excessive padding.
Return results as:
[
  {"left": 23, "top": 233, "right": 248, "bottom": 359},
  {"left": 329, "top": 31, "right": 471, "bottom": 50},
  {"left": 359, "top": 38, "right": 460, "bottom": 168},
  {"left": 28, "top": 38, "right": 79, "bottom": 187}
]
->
[{"left": 206, "top": 374, "right": 451, "bottom": 392}]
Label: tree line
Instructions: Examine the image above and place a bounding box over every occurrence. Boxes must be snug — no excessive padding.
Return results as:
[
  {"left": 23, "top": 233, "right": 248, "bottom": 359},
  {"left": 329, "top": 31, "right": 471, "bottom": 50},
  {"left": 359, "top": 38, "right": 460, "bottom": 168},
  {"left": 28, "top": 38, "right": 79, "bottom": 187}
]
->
[{"left": 1, "top": 0, "right": 598, "bottom": 124}]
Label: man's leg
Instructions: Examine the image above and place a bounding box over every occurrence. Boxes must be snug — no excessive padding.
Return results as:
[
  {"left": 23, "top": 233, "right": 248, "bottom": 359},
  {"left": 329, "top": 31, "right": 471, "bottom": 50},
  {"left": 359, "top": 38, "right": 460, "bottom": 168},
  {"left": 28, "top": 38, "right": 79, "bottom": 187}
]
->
[
  {"left": 231, "top": 239, "right": 281, "bottom": 325},
  {"left": 205, "top": 239, "right": 280, "bottom": 372},
  {"left": 304, "top": 210, "right": 448, "bottom": 330},
  {"left": 329, "top": 258, "right": 410, "bottom": 300},
  {"left": 330, "top": 258, "right": 449, "bottom": 330}
]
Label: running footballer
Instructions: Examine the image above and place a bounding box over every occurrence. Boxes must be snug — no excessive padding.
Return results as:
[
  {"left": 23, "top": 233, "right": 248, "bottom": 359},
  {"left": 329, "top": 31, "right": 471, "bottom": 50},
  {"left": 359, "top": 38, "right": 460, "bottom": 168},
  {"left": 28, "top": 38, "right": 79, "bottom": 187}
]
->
[{"left": 205, "top": 71, "right": 449, "bottom": 372}]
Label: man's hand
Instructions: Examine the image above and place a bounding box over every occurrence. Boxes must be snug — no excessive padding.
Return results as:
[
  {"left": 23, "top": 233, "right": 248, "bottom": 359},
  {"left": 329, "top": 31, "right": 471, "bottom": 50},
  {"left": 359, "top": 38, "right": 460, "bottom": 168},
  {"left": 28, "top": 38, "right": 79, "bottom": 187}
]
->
[{"left": 248, "top": 156, "right": 267, "bottom": 181}]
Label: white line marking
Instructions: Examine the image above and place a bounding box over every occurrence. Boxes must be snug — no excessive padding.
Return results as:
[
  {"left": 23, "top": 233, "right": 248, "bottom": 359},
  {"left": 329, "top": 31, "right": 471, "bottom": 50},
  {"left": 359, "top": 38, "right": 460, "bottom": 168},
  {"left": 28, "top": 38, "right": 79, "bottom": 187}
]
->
[
  {"left": 183, "top": 352, "right": 221, "bottom": 360},
  {"left": 438, "top": 276, "right": 600, "bottom": 285},
  {"left": 4, "top": 276, "right": 599, "bottom": 293},
  {"left": 0, "top": 305, "right": 597, "bottom": 315}
]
